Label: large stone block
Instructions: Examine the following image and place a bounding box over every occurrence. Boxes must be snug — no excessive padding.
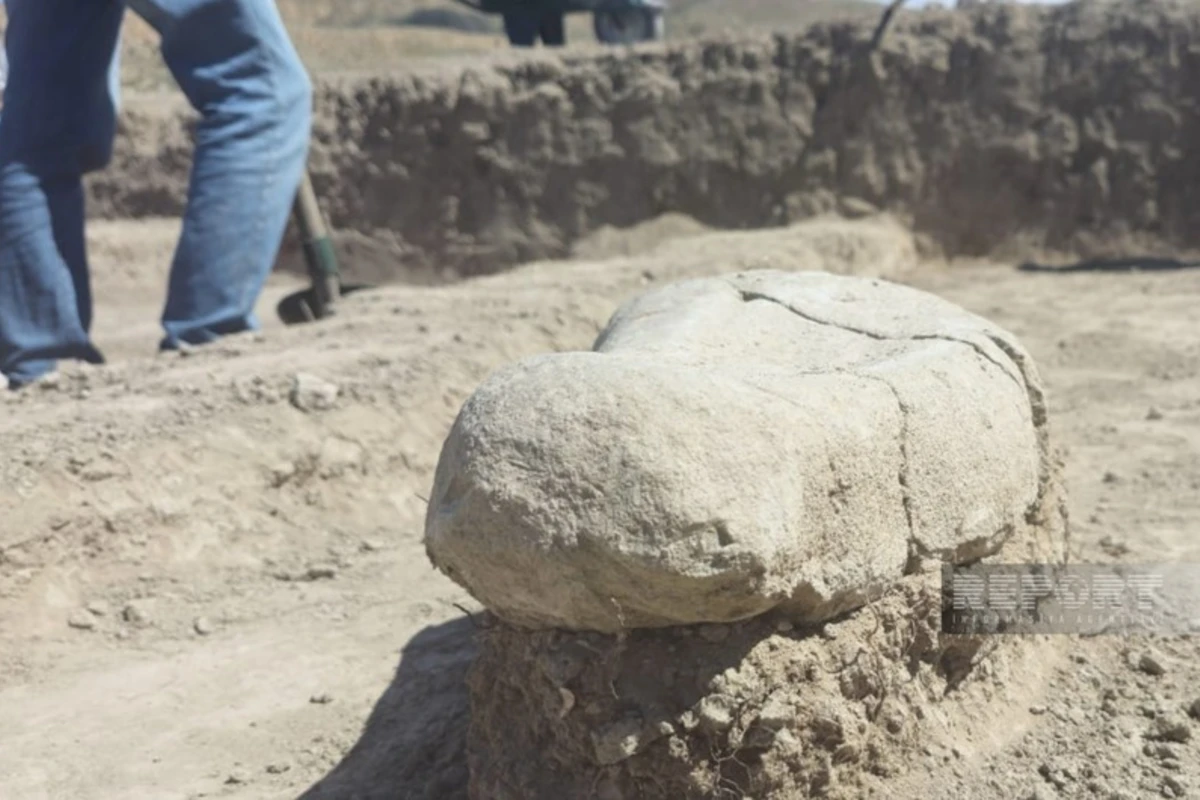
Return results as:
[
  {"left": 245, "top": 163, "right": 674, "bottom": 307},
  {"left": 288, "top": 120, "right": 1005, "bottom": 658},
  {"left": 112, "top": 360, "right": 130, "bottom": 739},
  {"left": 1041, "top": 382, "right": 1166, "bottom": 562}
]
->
[{"left": 424, "top": 270, "right": 1049, "bottom": 631}]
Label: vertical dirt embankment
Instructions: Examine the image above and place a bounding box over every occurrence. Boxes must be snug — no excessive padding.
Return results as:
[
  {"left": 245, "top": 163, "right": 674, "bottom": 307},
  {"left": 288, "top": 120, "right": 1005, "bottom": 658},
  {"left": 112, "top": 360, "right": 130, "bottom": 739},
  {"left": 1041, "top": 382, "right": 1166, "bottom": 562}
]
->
[{"left": 93, "top": 0, "right": 1200, "bottom": 278}]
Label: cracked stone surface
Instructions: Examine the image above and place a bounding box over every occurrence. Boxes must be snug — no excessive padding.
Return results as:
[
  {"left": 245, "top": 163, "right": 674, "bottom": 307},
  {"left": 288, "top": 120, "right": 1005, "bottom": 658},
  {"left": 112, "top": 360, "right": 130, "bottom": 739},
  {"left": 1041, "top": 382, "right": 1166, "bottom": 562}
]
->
[{"left": 424, "top": 270, "right": 1049, "bottom": 631}]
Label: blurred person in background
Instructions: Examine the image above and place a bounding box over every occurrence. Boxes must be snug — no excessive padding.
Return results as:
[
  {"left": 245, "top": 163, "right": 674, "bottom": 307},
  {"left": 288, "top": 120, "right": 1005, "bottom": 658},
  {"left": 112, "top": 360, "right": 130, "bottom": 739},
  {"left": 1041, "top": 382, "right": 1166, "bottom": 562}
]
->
[
  {"left": 0, "top": 0, "right": 312, "bottom": 390},
  {"left": 0, "top": 1, "right": 7, "bottom": 105},
  {"left": 502, "top": 6, "right": 566, "bottom": 47}
]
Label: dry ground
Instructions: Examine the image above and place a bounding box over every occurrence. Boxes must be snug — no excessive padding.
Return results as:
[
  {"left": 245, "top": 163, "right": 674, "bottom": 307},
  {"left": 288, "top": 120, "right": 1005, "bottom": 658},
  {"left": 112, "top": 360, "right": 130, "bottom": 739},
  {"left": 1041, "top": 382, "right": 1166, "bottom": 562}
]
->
[
  {"left": 0, "top": 214, "right": 1198, "bottom": 800},
  {"left": 3, "top": 3, "right": 1200, "bottom": 798}
]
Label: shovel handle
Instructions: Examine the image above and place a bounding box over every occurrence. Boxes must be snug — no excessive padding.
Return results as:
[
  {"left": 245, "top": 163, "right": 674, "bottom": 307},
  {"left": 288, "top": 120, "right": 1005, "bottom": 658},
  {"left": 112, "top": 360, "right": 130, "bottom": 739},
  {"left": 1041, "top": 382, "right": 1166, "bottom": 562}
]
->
[{"left": 293, "top": 172, "right": 341, "bottom": 318}]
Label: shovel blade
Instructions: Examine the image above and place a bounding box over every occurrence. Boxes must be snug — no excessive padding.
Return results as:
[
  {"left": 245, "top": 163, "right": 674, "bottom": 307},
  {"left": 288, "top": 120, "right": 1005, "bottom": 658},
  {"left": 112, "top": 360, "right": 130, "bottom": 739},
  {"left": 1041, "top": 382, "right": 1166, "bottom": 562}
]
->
[{"left": 276, "top": 282, "right": 373, "bottom": 326}]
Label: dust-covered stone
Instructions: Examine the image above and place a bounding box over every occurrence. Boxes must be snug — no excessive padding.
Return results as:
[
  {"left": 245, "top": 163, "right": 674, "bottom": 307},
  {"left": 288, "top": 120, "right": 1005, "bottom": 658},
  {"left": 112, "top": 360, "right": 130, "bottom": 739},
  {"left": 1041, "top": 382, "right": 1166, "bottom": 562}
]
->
[
  {"left": 426, "top": 270, "right": 1050, "bottom": 631},
  {"left": 67, "top": 610, "right": 96, "bottom": 630},
  {"left": 1137, "top": 651, "right": 1168, "bottom": 676},
  {"left": 289, "top": 373, "right": 340, "bottom": 412}
]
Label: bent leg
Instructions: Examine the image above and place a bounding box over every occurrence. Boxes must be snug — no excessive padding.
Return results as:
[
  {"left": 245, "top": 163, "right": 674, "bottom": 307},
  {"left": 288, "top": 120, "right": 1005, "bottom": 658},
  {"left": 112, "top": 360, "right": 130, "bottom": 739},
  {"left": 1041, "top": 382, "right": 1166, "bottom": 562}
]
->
[
  {"left": 538, "top": 12, "right": 566, "bottom": 47},
  {"left": 0, "top": 0, "right": 122, "bottom": 386},
  {"left": 127, "top": 0, "right": 312, "bottom": 349},
  {"left": 503, "top": 11, "right": 540, "bottom": 47}
]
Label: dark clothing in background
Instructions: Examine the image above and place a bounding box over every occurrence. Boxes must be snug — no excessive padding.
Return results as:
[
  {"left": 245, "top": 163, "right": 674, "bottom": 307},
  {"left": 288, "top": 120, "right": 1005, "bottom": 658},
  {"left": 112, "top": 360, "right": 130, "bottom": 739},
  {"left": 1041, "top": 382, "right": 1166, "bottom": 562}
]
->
[{"left": 503, "top": 10, "right": 566, "bottom": 46}]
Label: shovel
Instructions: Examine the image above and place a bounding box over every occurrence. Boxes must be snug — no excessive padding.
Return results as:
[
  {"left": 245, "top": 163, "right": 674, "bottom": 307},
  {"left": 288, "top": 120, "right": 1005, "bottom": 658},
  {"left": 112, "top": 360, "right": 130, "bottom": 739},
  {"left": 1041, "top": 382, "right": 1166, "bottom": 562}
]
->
[{"left": 276, "top": 172, "right": 370, "bottom": 325}]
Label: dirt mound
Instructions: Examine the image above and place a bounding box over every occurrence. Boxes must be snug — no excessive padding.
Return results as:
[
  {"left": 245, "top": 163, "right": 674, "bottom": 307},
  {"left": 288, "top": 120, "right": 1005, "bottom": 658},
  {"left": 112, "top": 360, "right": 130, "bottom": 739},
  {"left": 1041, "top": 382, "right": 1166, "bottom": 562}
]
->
[
  {"left": 468, "top": 580, "right": 1058, "bottom": 800},
  {"left": 91, "top": 0, "right": 1200, "bottom": 282},
  {"left": 458, "top": 339, "right": 1069, "bottom": 799}
]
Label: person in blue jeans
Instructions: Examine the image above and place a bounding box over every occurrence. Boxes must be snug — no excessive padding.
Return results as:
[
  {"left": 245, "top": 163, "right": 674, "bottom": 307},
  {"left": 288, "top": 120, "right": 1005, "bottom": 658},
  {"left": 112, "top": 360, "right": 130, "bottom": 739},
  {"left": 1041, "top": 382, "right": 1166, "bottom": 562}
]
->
[
  {"left": 502, "top": 8, "right": 566, "bottom": 47},
  {"left": 0, "top": 0, "right": 312, "bottom": 389}
]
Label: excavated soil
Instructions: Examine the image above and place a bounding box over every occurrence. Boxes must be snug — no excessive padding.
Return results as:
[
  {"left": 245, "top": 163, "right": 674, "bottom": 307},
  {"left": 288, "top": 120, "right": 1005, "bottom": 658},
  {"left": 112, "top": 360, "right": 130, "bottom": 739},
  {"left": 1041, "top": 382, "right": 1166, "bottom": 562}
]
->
[
  {"left": 3, "top": 2, "right": 1200, "bottom": 799},
  {"left": 465, "top": 426, "right": 1070, "bottom": 800},
  {"left": 94, "top": 0, "right": 1200, "bottom": 282},
  {"left": 3, "top": 214, "right": 1199, "bottom": 800}
]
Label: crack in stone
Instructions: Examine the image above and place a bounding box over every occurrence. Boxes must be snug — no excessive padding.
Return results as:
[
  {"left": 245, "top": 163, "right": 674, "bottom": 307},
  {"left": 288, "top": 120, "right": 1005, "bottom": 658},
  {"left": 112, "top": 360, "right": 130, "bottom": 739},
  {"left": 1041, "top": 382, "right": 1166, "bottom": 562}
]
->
[
  {"left": 734, "top": 283, "right": 1055, "bottom": 536},
  {"left": 733, "top": 286, "right": 1029, "bottom": 399},
  {"left": 856, "top": 373, "right": 917, "bottom": 567},
  {"left": 732, "top": 284, "right": 1052, "bottom": 569},
  {"left": 723, "top": 362, "right": 920, "bottom": 569}
]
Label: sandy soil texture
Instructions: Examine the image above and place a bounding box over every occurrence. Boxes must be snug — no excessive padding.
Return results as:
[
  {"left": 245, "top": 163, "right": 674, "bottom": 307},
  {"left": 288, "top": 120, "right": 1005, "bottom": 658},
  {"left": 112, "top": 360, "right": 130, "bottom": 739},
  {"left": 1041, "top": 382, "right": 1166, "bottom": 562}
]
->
[
  {"left": 3, "top": 1, "right": 1200, "bottom": 798},
  {"left": 1, "top": 214, "right": 1198, "bottom": 800}
]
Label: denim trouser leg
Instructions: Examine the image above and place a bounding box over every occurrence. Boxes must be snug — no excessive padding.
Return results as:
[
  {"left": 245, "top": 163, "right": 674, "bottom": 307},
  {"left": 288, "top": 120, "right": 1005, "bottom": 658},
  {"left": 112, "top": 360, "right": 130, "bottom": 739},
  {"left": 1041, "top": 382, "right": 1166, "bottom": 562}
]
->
[
  {"left": 127, "top": 0, "right": 312, "bottom": 350},
  {"left": 0, "top": 0, "right": 123, "bottom": 386},
  {"left": 538, "top": 13, "right": 566, "bottom": 46},
  {"left": 0, "top": 0, "right": 312, "bottom": 387},
  {"left": 503, "top": 12, "right": 541, "bottom": 46}
]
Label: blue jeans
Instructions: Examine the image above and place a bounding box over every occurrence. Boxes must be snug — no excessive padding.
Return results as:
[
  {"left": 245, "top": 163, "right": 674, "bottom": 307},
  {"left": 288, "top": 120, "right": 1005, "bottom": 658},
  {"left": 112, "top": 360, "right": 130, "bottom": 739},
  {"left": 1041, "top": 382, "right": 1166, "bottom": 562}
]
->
[
  {"left": 0, "top": 0, "right": 312, "bottom": 387},
  {"left": 502, "top": 11, "right": 566, "bottom": 47}
]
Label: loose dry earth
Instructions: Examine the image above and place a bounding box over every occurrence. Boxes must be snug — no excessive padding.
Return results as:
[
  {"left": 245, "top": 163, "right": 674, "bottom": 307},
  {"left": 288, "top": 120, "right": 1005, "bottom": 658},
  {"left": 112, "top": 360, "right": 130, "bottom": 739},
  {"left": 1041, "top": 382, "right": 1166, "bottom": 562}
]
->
[
  {"left": 1, "top": 214, "right": 1198, "bottom": 800},
  {"left": 3, "top": 2, "right": 1200, "bottom": 799}
]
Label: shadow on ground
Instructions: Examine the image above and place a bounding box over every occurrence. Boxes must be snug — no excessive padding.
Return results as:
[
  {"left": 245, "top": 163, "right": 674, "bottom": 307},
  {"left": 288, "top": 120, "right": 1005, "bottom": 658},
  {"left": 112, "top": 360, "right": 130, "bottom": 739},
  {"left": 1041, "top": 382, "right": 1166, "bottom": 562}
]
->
[
  {"left": 300, "top": 616, "right": 476, "bottom": 800},
  {"left": 1017, "top": 255, "right": 1200, "bottom": 273}
]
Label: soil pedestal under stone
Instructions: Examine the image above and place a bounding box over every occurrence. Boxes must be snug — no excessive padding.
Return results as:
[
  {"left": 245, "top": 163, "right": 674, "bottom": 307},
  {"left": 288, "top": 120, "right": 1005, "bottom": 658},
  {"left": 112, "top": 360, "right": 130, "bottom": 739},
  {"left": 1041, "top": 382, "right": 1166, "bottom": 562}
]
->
[{"left": 461, "top": 465, "right": 1068, "bottom": 800}]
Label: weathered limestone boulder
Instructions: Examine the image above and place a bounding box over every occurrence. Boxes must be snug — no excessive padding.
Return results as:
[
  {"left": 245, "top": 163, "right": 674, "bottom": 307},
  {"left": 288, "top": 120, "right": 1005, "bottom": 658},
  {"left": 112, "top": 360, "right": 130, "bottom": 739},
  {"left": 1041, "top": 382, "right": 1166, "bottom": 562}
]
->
[{"left": 424, "top": 269, "right": 1049, "bottom": 632}]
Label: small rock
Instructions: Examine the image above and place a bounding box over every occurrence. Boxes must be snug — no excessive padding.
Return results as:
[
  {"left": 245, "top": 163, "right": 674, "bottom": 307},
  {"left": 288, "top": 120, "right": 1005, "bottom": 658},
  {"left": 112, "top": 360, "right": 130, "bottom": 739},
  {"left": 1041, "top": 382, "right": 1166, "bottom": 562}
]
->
[
  {"left": 1146, "top": 407, "right": 1164, "bottom": 421},
  {"left": 834, "top": 742, "right": 861, "bottom": 763},
  {"left": 1188, "top": 698, "right": 1200, "bottom": 720},
  {"left": 1038, "top": 762, "right": 1071, "bottom": 790},
  {"left": 304, "top": 564, "right": 338, "bottom": 581},
  {"left": 122, "top": 602, "right": 152, "bottom": 626},
  {"left": 267, "top": 462, "right": 296, "bottom": 487},
  {"left": 1102, "top": 471, "right": 1121, "bottom": 484},
  {"left": 35, "top": 372, "right": 62, "bottom": 391},
  {"left": 309, "top": 693, "right": 333, "bottom": 705},
  {"left": 359, "top": 539, "right": 383, "bottom": 553},
  {"left": 696, "top": 694, "right": 736, "bottom": 731},
  {"left": 1145, "top": 741, "right": 1179, "bottom": 761},
  {"left": 289, "top": 373, "right": 339, "bottom": 412},
  {"left": 840, "top": 197, "right": 879, "bottom": 218},
  {"left": 193, "top": 617, "right": 214, "bottom": 636},
  {"left": 755, "top": 694, "right": 793, "bottom": 730},
  {"left": 774, "top": 619, "right": 794, "bottom": 633},
  {"left": 1148, "top": 715, "right": 1192, "bottom": 743},
  {"left": 265, "top": 763, "right": 290, "bottom": 775},
  {"left": 225, "top": 770, "right": 250, "bottom": 785},
  {"left": 1137, "top": 651, "right": 1168, "bottom": 676},
  {"left": 591, "top": 718, "right": 645, "bottom": 765},
  {"left": 1162, "top": 775, "right": 1186, "bottom": 798},
  {"left": 1025, "top": 783, "right": 1057, "bottom": 800},
  {"left": 86, "top": 601, "right": 110, "bottom": 617},
  {"left": 67, "top": 610, "right": 96, "bottom": 630},
  {"left": 1030, "top": 704, "right": 1047, "bottom": 715},
  {"left": 558, "top": 688, "right": 576, "bottom": 719},
  {"left": 1099, "top": 535, "right": 1129, "bottom": 556}
]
